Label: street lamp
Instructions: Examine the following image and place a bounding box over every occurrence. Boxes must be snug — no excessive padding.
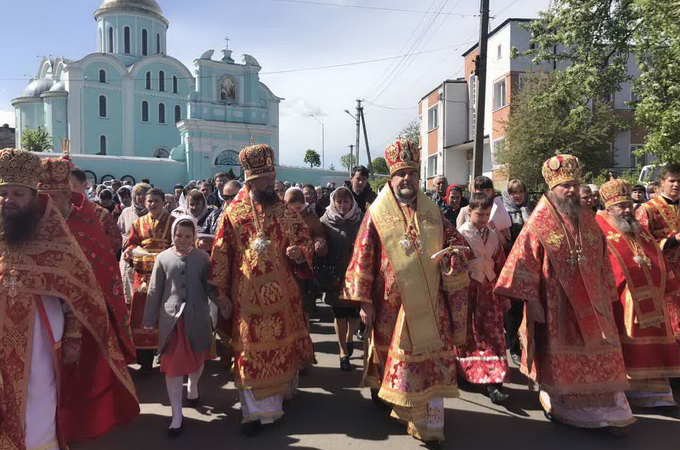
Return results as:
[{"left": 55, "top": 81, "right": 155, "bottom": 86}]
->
[{"left": 308, "top": 114, "right": 325, "bottom": 170}]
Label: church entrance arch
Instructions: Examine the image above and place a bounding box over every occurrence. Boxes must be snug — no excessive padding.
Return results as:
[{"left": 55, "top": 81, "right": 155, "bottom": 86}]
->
[{"left": 214, "top": 149, "right": 240, "bottom": 166}]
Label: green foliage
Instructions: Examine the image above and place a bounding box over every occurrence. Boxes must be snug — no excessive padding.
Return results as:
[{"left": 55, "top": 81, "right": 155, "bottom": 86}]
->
[
  {"left": 340, "top": 153, "right": 357, "bottom": 171},
  {"left": 21, "top": 127, "right": 53, "bottom": 153},
  {"left": 585, "top": 167, "right": 641, "bottom": 187},
  {"left": 369, "top": 157, "right": 389, "bottom": 175},
  {"left": 500, "top": 72, "right": 620, "bottom": 191},
  {"left": 398, "top": 119, "right": 420, "bottom": 145},
  {"left": 369, "top": 177, "right": 389, "bottom": 193},
  {"left": 303, "top": 149, "right": 321, "bottom": 169}
]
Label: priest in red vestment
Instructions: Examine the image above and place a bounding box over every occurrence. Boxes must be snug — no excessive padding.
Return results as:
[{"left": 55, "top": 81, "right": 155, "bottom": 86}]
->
[
  {"left": 123, "top": 187, "right": 175, "bottom": 372},
  {"left": 596, "top": 178, "right": 680, "bottom": 407},
  {"left": 209, "top": 144, "right": 314, "bottom": 437},
  {"left": 342, "top": 140, "right": 471, "bottom": 444},
  {"left": 636, "top": 163, "right": 680, "bottom": 335},
  {"left": 0, "top": 148, "right": 138, "bottom": 450},
  {"left": 494, "top": 154, "right": 634, "bottom": 431}
]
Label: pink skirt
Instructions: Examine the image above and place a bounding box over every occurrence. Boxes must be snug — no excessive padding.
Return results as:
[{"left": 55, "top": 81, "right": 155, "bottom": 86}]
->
[{"left": 161, "top": 318, "right": 209, "bottom": 376}]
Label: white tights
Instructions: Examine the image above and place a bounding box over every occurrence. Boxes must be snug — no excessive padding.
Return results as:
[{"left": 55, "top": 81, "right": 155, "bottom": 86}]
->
[{"left": 165, "top": 365, "right": 204, "bottom": 429}]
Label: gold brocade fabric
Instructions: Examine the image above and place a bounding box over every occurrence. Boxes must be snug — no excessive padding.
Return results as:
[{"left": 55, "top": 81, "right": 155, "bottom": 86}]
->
[
  {"left": 209, "top": 190, "right": 314, "bottom": 399},
  {"left": 0, "top": 195, "right": 137, "bottom": 450}
]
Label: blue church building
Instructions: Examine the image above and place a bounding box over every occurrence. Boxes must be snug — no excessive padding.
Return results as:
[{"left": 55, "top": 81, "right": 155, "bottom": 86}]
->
[{"left": 9, "top": 0, "right": 316, "bottom": 189}]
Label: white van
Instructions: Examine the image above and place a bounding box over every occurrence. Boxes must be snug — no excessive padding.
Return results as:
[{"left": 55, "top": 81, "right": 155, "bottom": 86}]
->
[{"left": 638, "top": 164, "right": 661, "bottom": 185}]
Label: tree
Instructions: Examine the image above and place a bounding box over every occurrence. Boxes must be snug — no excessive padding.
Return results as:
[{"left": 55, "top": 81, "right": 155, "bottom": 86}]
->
[
  {"left": 370, "top": 157, "right": 389, "bottom": 175},
  {"left": 398, "top": 119, "right": 420, "bottom": 145},
  {"left": 21, "top": 127, "right": 53, "bottom": 152},
  {"left": 340, "top": 153, "right": 357, "bottom": 171},
  {"left": 303, "top": 149, "right": 321, "bottom": 169},
  {"left": 500, "top": 72, "right": 620, "bottom": 191}
]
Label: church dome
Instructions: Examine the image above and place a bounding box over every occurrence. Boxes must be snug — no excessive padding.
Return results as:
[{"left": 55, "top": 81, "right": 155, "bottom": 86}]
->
[
  {"left": 20, "top": 79, "right": 54, "bottom": 98},
  {"left": 95, "top": 0, "right": 166, "bottom": 22},
  {"left": 48, "top": 81, "right": 66, "bottom": 92}
]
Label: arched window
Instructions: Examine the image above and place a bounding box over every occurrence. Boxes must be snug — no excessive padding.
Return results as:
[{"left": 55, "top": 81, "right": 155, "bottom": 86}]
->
[
  {"left": 153, "top": 148, "right": 170, "bottom": 158},
  {"left": 174, "top": 105, "right": 181, "bottom": 124},
  {"left": 108, "top": 27, "right": 114, "bottom": 53},
  {"left": 156, "top": 33, "right": 161, "bottom": 54},
  {"left": 215, "top": 150, "right": 240, "bottom": 166},
  {"left": 99, "top": 135, "right": 107, "bottom": 155},
  {"left": 173, "top": 76, "right": 178, "bottom": 94},
  {"left": 220, "top": 77, "right": 236, "bottom": 102},
  {"left": 99, "top": 95, "right": 107, "bottom": 118},
  {"left": 141, "top": 101, "right": 149, "bottom": 122},
  {"left": 145, "top": 71, "right": 151, "bottom": 90},
  {"left": 124, "top": 27, "right": 130, "bottom": 54},
  {"left": 159, "top": 70, "right": 165, "bottom": 91},
  {"left": 158, "top": 103, "right": 166, "bottom": 124},
  {"left": 142, "top": 29, "right": 148, "bottom": 56},
  {"left": 99, "top": 69, "right": 106, "bottom": 83}
]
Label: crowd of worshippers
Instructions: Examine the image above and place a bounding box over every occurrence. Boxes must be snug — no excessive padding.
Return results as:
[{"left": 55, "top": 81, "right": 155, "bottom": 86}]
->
[{"left": 1, "top": 142, "right": 679, "bottom": 450}]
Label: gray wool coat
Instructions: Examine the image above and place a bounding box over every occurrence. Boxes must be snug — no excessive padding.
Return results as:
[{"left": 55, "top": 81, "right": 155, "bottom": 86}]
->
[{"left": 142, "top": 247, "right": 214, "bottom": 355}]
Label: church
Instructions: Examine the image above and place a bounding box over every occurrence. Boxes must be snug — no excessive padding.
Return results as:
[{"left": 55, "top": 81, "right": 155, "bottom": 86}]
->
[{"left": 9, "top": 0, "right": 316, "bottom": 188}]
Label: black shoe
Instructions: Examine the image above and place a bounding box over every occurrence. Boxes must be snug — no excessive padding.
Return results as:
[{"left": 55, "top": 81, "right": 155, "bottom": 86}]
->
[
  {"left": 340, "top": 356, "right": 352, "bottom": 371},
  {"left": 186, "top": 396, "right": 200, "bottom": 408},
  {"left": 167, "top": 425, "right": 183, "bottom": 439},
  {"left": 543, "top": 410, "right": 558, "bottom": 424},
  {"left": 510, "top": 352, "right": 521, "bottom": 366},
  {"left": 346, "top": 342, "right": 354, "bottom": 358},
  {"left": 371, "top": 388, "right": 391, "bottom": 411},
  {"left": 424, "top": 440, "right": 443, "bottom": 449},
  {"left": 356, "top": 329, "right": 365, "bottom": 341},
  {"left": 597, "top": 426, "right": 628, "bottom": 438},
  {"left": 241, "top": 420, "right": 262, "bottom": 437},
  {"left": 488, "top": 386, "right": 509, "bottom": 404}
]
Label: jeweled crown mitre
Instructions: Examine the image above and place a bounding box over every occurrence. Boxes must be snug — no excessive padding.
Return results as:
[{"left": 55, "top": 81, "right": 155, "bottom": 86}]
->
[
  {"left": 385, "top": 140, "right": 420, "bottom": 176},
  {"left": 542, "top": 154, "right": 582, "bottom": 189},
  {"left": 600, "top": 178, "right": 633, "bottom": 208},
  {"left": 0, "top": 148, "right": 42, "bottom": 190},
  {"left": 239, "top": 144, "right": 276, "bottom": 181}
]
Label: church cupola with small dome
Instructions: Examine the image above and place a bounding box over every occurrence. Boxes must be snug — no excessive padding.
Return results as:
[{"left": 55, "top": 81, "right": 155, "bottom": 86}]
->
[{"left": 95, "top": 0, "right": 169, "bottom": 65}]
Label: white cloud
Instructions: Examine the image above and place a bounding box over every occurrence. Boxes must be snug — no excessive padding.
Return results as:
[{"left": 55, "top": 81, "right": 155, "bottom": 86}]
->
[
  {"left": 281, "top": 97, "right": 326, "bottom": 118},
  {"left": 0, "top": 110, "right": 15, "bottom": 128}
]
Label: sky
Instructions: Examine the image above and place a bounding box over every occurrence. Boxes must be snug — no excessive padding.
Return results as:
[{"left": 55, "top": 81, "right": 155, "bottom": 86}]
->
[{"left": 0, "top": 0, "right": 551, "bottom": 169}]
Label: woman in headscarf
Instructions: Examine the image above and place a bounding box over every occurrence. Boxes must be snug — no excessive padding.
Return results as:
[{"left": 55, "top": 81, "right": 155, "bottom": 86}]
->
[
  {"left": 113, "top": 185, "right": 133, "bottom": 222},
  {"left": 172, "top": 190, "right": 215, "bottom": 232},
  {"left": 319, "top": 187, "right": 363, "bottom": 371}
]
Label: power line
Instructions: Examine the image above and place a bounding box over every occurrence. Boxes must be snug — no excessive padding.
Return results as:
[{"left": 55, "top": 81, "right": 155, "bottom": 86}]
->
[{"left": 272, "top": 0, "right": 479, "bottom": 16}]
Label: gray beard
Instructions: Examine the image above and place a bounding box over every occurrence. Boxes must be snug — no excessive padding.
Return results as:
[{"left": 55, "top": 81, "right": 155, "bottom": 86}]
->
[
  {"left": 548, "top": 192, "right": 582, "bottom": 221},
  {"left": 395, "top": 188, "right": 416, "bottom": 204},
  {"left": 611, "top": 214, "right": 641, "bottom": 235}
]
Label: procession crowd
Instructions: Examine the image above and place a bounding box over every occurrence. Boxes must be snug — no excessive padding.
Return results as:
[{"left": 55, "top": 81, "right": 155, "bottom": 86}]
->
[{"left": 0, "top": 140, "right": 679, "bottom": 449}]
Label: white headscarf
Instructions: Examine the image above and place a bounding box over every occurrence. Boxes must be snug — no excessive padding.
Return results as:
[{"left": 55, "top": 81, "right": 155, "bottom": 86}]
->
[
  {"left": 171, "top": 214, "right": 198, "bottom": 247},
  {"left": 324, "top": 187, "right": 361, "bottom": 223}
]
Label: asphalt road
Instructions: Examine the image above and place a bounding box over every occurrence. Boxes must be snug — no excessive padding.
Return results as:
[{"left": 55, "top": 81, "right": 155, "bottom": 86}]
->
[{"left": 76, "top": 304, "right": 680, "bottom": 450}]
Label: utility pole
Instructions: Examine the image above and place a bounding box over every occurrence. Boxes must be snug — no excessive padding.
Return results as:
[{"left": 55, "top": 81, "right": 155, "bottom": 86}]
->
[
  {"left": 355, "top": 99, "right": 361, "bottom": 166},
  {"left": 358, "top": 107, "right": 374, "bottom": 179},
  {"left": 472, "top": 0, "right": 490, "bottom": 179},
  {"left": 347, "top": 145, "right": 355, "bottom": 176}
]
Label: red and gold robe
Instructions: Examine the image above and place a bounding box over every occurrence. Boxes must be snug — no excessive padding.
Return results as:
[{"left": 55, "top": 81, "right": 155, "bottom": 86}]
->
[
  {"left": 494, "top": 195, "right": 629, "bottom": 409},
  {"left": 93, "top": 202, "right": 123, "bottom": 253},
  {"left": 126, "top": 211, "right": 174, "bottom": 350},
  {"left": 342, "top": 187, "right": 469, "bottom": 441},
  {"left": 595, "top": 211, "right": 680, "bottom": 396},
  {"left": 209, "top": 188, "right": 314, "bottom": 399},
  {"left": 636, "top": 195, "right": 680, "bottom": 334},
  {"left": 0, "top": 195, "right": 138, "bottom": 450}
]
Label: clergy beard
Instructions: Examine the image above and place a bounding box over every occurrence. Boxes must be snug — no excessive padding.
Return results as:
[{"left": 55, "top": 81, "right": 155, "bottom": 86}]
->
[
  {"left": 548, "top": 192, "right": 582, "bottom": 221},
  {"left": 0, "top": 202, "right": 40, "bottom": 245},
  {"left": 612, "top": 214, "right": 641, "bottom": 235},
  {"left": 252, "top": 189, "right": 278, "bottom": 205},
  {"left": 395, "top": 187, "right": 417, "bottom": 204}
]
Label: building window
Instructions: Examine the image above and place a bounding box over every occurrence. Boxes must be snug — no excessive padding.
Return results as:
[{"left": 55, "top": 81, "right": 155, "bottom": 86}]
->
[
  {"left": 492, "top": 138, "right": 506, "bottom": 169},
  {"left": 427, "top": 154, "right": 438, "bottom": 178},
  {"left": 497, "top": 44, "right": 502, "bottom": 60},
  {"left": 159, "top": 71, "right": 165, "bottom": 92},
  {"left": 124, "top": 27, "right": 130, "bottom": 54},
  {"left": 99, "top": 69, "right": 106, "bottom": 83},
  {"left": 220, "top": 77, "right": 236, "bottom": 102},
  {"left": 142, "top": 29, "right": 148, "bottom": 56},
  {"left": 156, "top": 33, "right": 161, "bottom": 54},
  {"left": 99, "top": 95, "right": 107, "bottom": 118},
  {"left": 154, "top": 148, "right": 170, "bottom": 158},
  {"left": 215, "top": 150, "right": 240, "bottom": 166},
  {"left": 427, "top": 106, "right": 438, "bottom": 131},
  {"left": 142, "top": 101, "right": 149, "bottom": 122},
  {"left": 108, "top": 27, "right": 114, "bottom": 53},
  {"left": 145, "top": 72, "right": 151, "bottom": 90},
  {"left": 173, "top": 76, "right": 178, "bottom": 94},
  {"left": 493, "top": 79, "right": 507, "bottom": 109},
  {"left": 99, "top": 135, "right": 107, "bottom": 155},
  {"left": 630, "top": 144, "right": 645, "bottom": 167},
  {"left": 174, "top": 105, "right": 181, "bottom": 123},
  {"left": 158, "top": 103, "right": 166, "bottom": 124}
]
